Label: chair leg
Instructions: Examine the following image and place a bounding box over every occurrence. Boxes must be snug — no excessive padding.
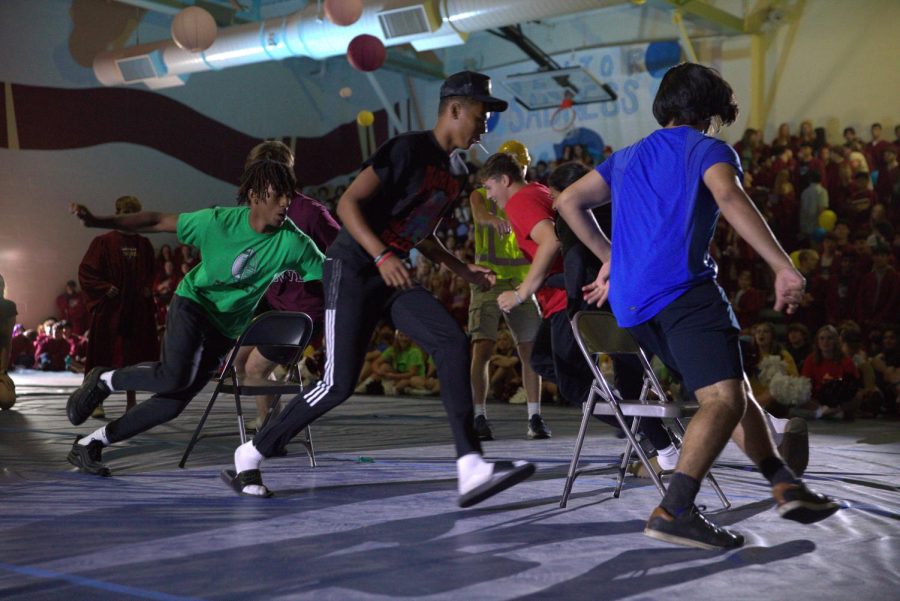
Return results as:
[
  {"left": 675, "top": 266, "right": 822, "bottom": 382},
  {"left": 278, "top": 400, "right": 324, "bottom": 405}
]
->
[
  {"left": 234, "top": 390, "right": 246, "bottom": 445},
  {"left": 614, "top": 417, "right": 642, "bottom": 498},
  {"left": 179, "top": 386, "right": 223, "bottom": 468},
  {"left": 560, "top": 389, "right": 597, "bottom": 508},
  {"left": 305, "top": 426, "right": 316, "bottom": 468},
  {"left": 611, "top": 408, "right": 666, "bottom": 497},
  {"left": 258, "top": 394, "right": 281, "bottom": 432}
]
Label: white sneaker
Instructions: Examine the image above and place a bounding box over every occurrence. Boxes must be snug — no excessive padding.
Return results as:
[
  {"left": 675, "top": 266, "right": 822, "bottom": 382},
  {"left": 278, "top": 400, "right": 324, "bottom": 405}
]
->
[{"left": 508, "top": 387, "right": 527, "bottom": 404}]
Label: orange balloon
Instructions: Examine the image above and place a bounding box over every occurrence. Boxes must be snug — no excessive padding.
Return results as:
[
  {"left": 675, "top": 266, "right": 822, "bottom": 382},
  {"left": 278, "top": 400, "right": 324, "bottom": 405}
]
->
[
  {"left": 171, "top": 6, "right": 217, "bottom": 52},
  {"left": 324, "top": 0, "right": 363, "bottom": 27}
]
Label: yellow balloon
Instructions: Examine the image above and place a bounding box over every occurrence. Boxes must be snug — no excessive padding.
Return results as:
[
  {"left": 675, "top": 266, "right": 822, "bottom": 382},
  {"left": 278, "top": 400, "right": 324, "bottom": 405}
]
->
[
  {"left": 497, "top": 139, "right": 531, "bottom": 168},
  {"left": 818, "top": 209, "right": 837, "bottom": 232},
  {"left": 790, "top": 250, "right": 801, "bottom": 268},
  {"left": 356, "top": 110, "right": 374, "bottom": 127}
]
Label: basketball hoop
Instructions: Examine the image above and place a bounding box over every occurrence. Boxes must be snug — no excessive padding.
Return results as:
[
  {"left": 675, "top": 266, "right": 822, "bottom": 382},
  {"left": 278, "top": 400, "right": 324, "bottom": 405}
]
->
[{"left": 550, "top": 91, "right": 576, "bottom": 132}]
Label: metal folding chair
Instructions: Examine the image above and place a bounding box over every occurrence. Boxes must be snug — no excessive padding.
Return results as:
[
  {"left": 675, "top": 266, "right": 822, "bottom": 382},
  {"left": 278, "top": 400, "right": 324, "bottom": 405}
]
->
[
  {"left": 179, "top": 311, "right": 316, "bottom": 468},
  {"left": 560, "top": 310, "right": 730, "bottom": 509}
]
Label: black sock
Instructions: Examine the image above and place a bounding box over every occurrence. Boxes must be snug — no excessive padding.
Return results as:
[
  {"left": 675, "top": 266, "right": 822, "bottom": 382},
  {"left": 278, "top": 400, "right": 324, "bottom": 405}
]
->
[
  {"left": 660, "top": 472, "right": 701, "bottom": 517},
  {"left": 759, "top": 456, "right": 799, "bottom": 486}
]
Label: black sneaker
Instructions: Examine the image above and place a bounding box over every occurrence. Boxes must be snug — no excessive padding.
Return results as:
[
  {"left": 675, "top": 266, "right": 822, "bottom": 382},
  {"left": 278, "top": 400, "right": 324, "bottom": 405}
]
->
[
  {"left": 644, "top": 505, "right": 744, "bottom": 550},
  {"left": 777, "top": 417, "right": 809, "bottom": 476},
  {"left": 67, "top": 437, "right": 111, "bottom": 477},
  {"left": 67, "top": 367, "right": 112, "bottom": 426},
  {"left": 474, "top": 415, "right": 494, "bottom": 441},
  {"left": 527, "top": 414, "right": 551, "bottom": 439},
  {"left": 773, "top": 481, "right": 840, "bottom": 524}
]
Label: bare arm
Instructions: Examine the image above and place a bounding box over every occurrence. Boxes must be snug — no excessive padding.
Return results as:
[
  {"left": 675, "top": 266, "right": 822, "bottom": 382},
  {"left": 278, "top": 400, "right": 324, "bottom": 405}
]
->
[
  {"left": 335, "top": 166, "right": 413, "bottom": 289},
  {"left": 497, "top": 219, "right": 561, "bottom": 312},
  {"left": 555, "top": 170, "right": 613, "bottom": 306},
  {"left": 555, "top": 170, "right": 612, "bottom": 263},
  {"left": 469, "top": 188, "right": 511, "bottom": 234},
  {"left": 69, "top": 204, "right": 178, "bottom": 233},
  {"left": 704, "top": 163, "right": 804, "bottom": 313},
  {"left": 418, "top": 235, "right": 495, "bottom": 291}
]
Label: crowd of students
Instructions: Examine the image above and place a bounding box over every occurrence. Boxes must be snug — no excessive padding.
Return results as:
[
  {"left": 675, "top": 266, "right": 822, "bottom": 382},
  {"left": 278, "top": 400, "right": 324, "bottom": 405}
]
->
[{"left": 8, "top": 118, "right": 897, "bottom": 420}]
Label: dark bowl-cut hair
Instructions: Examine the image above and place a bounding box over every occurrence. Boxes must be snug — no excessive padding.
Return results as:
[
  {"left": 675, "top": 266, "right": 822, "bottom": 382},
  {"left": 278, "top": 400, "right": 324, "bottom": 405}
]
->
[
  {"left": 237, "top": 160, "right": 297, "bottom": 205},
  {"left": 478, "top": 152, "right": 524, "bottom": 184},
  {"left": 547, "top": 161, "right": 590, "bottom": 193},
  {"left": 652, "top": 63, "right": 739, "bottom": 129}
]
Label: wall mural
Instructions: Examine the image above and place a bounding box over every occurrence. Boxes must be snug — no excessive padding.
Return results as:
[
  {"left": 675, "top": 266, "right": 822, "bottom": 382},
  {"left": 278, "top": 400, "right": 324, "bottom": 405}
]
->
[{"left": 0, "top": 80, "right": 391, "bottom": 186}]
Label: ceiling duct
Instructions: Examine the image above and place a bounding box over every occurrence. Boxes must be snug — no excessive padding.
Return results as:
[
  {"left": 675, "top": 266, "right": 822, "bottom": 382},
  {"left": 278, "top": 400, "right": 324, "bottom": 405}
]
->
[{"left": 94, "top": 0, "right": 626, "bottom": 88}]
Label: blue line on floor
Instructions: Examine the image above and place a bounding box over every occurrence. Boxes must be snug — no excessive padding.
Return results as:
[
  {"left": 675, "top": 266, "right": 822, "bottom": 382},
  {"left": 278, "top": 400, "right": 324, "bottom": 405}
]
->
[{"left": 0, "top": 562, "right": 203, "bottom": 601}]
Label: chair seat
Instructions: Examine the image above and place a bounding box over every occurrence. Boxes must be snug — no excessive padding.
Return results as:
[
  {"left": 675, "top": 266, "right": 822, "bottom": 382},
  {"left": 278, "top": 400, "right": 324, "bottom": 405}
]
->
[
  {"left": 220, "top": 377, "right": 305, "bottom": 396},
  {"left": 592, "top": 400, "right": 700, "bottom": 419}
]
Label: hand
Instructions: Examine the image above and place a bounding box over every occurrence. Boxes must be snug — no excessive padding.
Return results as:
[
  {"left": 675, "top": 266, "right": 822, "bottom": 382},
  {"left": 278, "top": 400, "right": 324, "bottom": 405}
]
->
[
  {"left": 465, "top": 264, "right": 496, "bottom": 291},
  {"left": 773, "top": 266, "right": 805, "bottom": 314},
  {"left": 497, "top": 290, "right": 520, "bottom": 313},
  {"left": 582, "top": 262, "right": 610, "bottom": 307},
  {"left": 69, "top": 203, "right": 100, "bottom": 227},
  {"left": 487, "top": 216, "right": 512, "bottom": 235},
  {"left": 377, "top": 254, "right": 413, "bottom": 289},
  {"left": 106, "top": 285, "right": 120, "bottom": 298}
]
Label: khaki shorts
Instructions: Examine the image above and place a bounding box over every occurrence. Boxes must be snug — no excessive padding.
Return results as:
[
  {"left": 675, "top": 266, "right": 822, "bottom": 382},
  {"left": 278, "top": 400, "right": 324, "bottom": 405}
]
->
[{"left": 468, "top": 279, "right": 541, "bottom": 344}]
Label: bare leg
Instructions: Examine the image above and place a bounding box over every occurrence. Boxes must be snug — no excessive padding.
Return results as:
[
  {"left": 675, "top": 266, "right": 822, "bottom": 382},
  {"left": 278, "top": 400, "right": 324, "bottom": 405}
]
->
[
  {"left": 516, "top": 340, "right": 541, "bottom": 409},
  {"left": 730, "top": 377, "right": 780, "bottom": 465},
  {"left": 243, "top": 348, "right": 278, "bottom": 424},
  {"left": 470, "top": 339, "right": 495, "bottom": 409},
  {"left": 674, "top": 378, "right": 746, "bottom": 480}
]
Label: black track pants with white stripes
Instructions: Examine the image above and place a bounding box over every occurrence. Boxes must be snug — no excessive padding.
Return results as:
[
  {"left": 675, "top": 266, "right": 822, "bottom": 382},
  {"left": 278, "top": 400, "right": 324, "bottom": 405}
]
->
[{"left": 253, "top": 257, "right": 483, "bottom": 459}]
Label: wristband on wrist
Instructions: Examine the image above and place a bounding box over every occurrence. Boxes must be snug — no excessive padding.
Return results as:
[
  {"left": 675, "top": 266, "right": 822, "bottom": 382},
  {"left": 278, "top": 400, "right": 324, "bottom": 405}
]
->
[
  {"left": 513, "top": 288, "right": 524, "bottom": 305},
  {"left": 374, "top": 249, "right": 394, "bottom": 267}
]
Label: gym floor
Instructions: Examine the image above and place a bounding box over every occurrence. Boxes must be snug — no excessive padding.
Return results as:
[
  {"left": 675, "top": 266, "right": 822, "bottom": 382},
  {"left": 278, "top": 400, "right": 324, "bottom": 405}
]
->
[{"left": 1, "top": 370, "right": 898, "bottom": 600}]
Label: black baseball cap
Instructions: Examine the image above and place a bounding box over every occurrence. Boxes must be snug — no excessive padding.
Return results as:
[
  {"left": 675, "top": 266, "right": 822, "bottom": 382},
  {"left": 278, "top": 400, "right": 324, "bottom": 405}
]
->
[{"left": 440, "top": 71, "right": 508, "bottom": 112}]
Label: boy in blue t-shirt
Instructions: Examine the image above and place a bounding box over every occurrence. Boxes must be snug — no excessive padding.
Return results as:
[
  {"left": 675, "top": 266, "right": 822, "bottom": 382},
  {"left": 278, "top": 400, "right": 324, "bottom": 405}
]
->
[{"left": 557, "top": 63, "right": 839, "bottom": 550}]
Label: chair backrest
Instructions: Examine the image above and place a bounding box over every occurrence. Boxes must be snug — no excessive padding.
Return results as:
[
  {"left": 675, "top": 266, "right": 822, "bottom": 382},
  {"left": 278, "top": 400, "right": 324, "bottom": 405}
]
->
[
  {"left": 571, "top": 310, "right": 670, "bottom": 404},
  {"left": 235, "top": 311, "right": 314, "bottom": 351},
  {"left": 572, "top": 311, "right": 640, "bottom": 355}
]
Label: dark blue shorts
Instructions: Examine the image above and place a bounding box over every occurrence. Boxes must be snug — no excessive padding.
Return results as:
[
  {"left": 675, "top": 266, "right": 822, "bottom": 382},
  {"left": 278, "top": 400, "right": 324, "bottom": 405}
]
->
[{"left": 626, "top": 281, "right": 743, "bottom": 394}]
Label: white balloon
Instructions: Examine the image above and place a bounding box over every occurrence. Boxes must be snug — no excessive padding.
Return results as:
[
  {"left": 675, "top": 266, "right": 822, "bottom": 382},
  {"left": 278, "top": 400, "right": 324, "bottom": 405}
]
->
[{"left": 171, "top": 7, "right": 218, "bottom": 53}]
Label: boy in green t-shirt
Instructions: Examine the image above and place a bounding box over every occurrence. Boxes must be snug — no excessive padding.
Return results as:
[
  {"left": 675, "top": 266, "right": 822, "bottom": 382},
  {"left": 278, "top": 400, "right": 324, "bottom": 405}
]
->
[{"left": 65, "top": 160, "right": 324, "bottom": 476}]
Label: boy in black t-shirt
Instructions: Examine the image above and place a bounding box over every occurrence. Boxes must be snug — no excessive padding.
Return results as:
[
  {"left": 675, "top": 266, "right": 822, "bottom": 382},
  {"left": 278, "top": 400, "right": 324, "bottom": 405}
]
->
[{"left": 229, "top": 72, "right": 536, "bottom": 506}]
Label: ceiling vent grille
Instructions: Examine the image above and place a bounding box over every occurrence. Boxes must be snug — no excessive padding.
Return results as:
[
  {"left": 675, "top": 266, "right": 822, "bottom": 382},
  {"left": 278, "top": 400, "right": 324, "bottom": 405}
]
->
[
  {"left": 116, "top": 55, "right": 159, "bottom": 82},
  {"left": 378, "top": 5, "right": 431, "bottom": 39}
]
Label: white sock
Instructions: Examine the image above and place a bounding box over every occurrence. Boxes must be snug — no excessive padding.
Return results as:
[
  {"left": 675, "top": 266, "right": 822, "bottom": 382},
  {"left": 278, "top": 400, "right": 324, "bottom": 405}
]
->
[
  {"left": 457, "top": 452, "right": 492, "bottom": 494},
  {"left": 474, "top": 404, "right": 486, "bottom": 418},
  {"left": 765, "top": 412, "right": 789, "bottom": 446},
  {"left": 100, "top": 370, "right": 117, "bottom": 391},
  {"left": 656, "top": 443, "right": 679, "bottom": 471},
  {"left": 234, "top": 441, "right": 267, "bottom": 495},
  {"left": 78, "top": 426, "right": 109, "bottom": 447},
  {"left": 527, "top": 402, "right": 540, "bottom": 417},
  {"left": 235, "top": 440, "right": 264, "bottom": 472}
]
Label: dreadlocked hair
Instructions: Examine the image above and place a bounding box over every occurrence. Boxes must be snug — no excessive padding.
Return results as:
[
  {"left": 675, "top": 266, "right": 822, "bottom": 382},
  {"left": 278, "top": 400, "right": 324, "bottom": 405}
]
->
[{"left": 236, "top": 160, "right": 297, "bottom": 205}]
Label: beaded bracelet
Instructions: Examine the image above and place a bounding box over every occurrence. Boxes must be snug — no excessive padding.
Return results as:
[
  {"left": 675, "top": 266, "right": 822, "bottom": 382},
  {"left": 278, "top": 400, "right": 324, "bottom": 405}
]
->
[{"left": 513, "top": 288, "right": 524, "bottom": 305}]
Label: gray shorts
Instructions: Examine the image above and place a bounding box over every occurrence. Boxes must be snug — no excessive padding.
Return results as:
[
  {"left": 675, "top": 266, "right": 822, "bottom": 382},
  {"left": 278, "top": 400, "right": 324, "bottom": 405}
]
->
[{"left": 468, "top": 279, "right": 541, "bottom": 344}]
